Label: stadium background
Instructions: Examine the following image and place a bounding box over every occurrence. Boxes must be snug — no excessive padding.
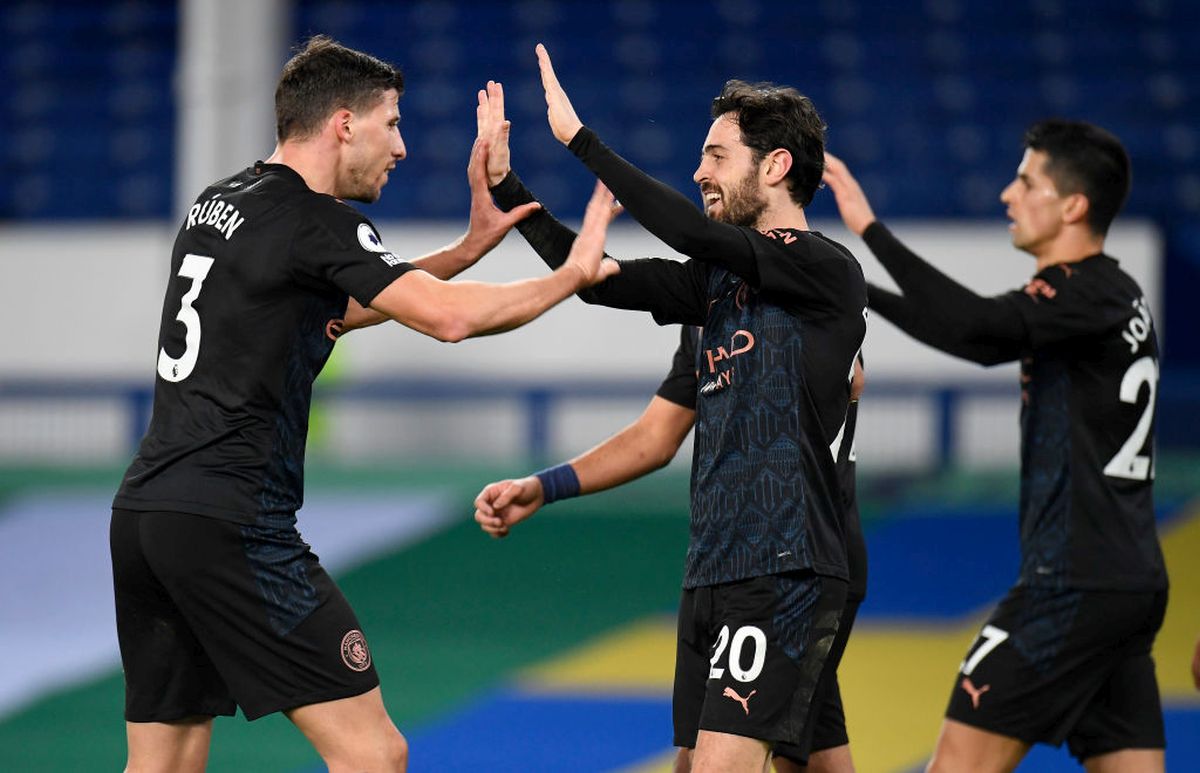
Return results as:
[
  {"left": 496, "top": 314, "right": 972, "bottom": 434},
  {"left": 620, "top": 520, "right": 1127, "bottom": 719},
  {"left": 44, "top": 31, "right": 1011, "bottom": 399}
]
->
[{"left": 1, "top": 1, "right": 1197, "bottom": 771}]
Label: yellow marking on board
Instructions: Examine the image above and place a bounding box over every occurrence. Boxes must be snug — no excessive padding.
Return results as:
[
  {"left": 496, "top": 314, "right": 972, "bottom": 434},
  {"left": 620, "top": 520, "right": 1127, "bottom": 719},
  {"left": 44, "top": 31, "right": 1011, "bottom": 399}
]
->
[
  {"left": 1153, "top": 500, "right": 1200, "bottom": 700},
  {"left": 519, "top": 615, "right": 676, "bottom": 694}
]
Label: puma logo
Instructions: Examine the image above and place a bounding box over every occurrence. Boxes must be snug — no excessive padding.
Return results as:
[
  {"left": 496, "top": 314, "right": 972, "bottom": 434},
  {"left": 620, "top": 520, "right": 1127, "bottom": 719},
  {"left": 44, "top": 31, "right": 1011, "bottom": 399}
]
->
[
  {"left": 961, "top": 677, "right": 990, "bottom": 709},
  {"left": 722, "top": 686, "right": 757, "bottom": 715}
]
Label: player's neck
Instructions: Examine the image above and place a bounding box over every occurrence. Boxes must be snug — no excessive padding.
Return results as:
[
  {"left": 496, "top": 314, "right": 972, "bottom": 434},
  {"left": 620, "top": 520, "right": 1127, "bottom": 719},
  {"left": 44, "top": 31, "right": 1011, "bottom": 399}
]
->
[
  {"left": 264, "top": 142, "right": 339, "bottom": 197},
  {"left": 1033, "top": 230, "right": 1105, "bottom": 272},
  {"left": 755, "top": 202, "right": 809, "bottom": 233}
]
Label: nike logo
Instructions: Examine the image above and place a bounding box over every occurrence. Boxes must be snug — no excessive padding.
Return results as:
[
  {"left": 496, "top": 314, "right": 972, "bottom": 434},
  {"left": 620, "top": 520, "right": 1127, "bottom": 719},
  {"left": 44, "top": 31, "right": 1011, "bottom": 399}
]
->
[
  {"left": 722, "top": 686, "right": 757, "bottom": 715},
  {"left": 961, "top": 677, "right": 991, "bottom": 709}
]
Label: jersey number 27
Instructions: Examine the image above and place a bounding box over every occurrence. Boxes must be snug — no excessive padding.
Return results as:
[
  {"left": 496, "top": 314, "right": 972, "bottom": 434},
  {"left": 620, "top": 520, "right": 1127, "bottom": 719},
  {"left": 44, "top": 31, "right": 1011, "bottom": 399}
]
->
[{"left": 1103, "top": 356, "right": 1157, "bottom": 481}]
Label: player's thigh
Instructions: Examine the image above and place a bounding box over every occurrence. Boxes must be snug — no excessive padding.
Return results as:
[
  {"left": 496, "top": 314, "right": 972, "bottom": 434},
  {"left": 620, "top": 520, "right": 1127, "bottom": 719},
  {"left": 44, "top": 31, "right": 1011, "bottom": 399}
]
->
[
  {"left": 1082, "top": 749, "right": 1164, "bottom": 773},
  {"left": 111, "top": 509, "right": 236, "bottom": 722},
  {"left": 693, "top": 729, "right": 771, "bottom": 773},
  {"left": 699, "top": 571, "right": 847, "bottom": 747},
  {"left": 926, "top": 718, "right": 1028, "bottom": 773},
  {"left": 287, "top": 686, "right": 407, "bottom": 771},
  {"left": 141, "top": 512, "right": 380, "bottom": 721}
]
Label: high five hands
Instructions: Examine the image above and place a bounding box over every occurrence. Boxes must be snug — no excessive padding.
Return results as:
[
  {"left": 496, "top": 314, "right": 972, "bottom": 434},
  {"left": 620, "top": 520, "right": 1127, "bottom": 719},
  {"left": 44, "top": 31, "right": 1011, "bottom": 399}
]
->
[{"left": 536, "top": 44, "right": 584, "bottom": 146}]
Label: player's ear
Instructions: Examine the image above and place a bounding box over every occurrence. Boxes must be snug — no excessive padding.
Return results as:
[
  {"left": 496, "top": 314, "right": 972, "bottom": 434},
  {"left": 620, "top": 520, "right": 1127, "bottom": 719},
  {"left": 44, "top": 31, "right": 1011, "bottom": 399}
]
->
[
  {"left": 1061, "top": 192, "right": 1089, "bottom": 226},
  {"left": 762, "top": 149, "right": 792, "bottom": 187},
  {"left": 332, "top": 108, "right": 356, "bottom": 143}
]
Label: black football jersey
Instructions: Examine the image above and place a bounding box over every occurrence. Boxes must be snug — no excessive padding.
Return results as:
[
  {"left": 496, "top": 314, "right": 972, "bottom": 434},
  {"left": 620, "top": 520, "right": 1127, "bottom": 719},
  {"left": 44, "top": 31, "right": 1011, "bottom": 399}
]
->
[
  {"left": 1003, "top": 258, "right": 1166, "bottom": 590},
  {"left": 113, "top": 163, "right": 415, "bottom": 524},
  {"left": 493, "top": 130, "right": 866, "bottom": 589},
  {"left": 656, "top": 326, "right": 868, "bottom": 600},
  {"left": 862, "top": 223, "right": 1166, "bottom": 592}
]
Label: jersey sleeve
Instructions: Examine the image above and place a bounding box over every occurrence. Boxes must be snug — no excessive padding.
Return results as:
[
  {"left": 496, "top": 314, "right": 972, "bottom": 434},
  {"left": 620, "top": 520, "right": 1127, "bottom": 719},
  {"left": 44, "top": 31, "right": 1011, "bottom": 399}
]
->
[
  {"left": 869, "top": 284, "right": 1022, "bottom": 365},
  {"left": 291, "top": 203, "right": 416, "bottom": 307},
  {"left": 568, "top": 128, "right": 865, "bottom": 314},
  {"left": 862, "top": 221, "right": 1026, "bottom": 358},
  {"left": 568, "top": 126, "right": 765, "bottom": 283},
  {"left": 753, "top": 230, "right": 868, "bottom": 314},
  {"left": 492, "top": 169, "right": 711, "bottom": 325},
  {"left": 655, "top": 326, "right": 699, "bottom": 410},
  {"left": 1003, "top": 262, "right": 1134, "bottom": 349}
]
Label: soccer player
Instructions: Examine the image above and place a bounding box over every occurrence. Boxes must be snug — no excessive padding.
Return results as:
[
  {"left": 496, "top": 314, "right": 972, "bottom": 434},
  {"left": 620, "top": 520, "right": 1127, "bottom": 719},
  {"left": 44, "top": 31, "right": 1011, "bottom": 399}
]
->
[
  {"left": 822, "top": 122, "right": 1168, "bottom": 772},
  {"left": 471, "top": 79, "right": 867, "bottom": 772},
  {"left": 474, "top": 331, "right": 867, "bottom": 773},
  {"left": 109, "top": 36, "right": 620, "bottom": 773},
  {"left": 479, "top": 46, "right": 866, "bottom": 771}
]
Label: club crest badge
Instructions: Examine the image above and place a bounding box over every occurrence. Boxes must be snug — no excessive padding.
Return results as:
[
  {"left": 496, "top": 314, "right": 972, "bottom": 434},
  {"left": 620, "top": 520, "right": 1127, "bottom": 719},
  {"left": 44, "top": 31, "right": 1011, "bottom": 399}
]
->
[{"left": 341, "top": 629, "right": 372, "bottom": 672}]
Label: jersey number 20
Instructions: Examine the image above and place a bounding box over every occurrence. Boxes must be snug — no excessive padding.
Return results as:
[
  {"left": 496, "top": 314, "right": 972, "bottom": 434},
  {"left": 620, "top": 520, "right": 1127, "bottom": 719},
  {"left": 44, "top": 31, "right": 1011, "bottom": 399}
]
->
[
  {"left": 708, "top": 624, "right": 767, "bottom": 682},
  {"left": 157, "top": 253, "right": 215, "bottom": 383}
]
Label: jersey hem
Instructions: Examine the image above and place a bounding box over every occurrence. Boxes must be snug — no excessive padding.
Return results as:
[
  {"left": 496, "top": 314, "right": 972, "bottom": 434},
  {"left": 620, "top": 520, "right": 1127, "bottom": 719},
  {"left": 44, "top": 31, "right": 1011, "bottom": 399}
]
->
[{"left": 112, "top": 496, "right": 281, "bottom": 525}]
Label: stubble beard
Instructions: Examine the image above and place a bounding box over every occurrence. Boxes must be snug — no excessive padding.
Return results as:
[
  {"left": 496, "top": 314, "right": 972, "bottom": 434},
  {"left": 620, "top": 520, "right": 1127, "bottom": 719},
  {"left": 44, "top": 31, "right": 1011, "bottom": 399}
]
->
[{"left": 713, "top": 168, "right": 767, "bottom": 228}]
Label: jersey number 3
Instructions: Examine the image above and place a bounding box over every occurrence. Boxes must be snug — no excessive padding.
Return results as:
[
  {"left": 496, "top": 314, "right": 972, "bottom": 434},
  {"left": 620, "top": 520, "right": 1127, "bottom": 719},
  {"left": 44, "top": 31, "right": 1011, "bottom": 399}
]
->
[
  {"left": 157, "top": 254, "right": 215, "bottom": 383},
  {"left": 1103, "top": 356, "right": 1157, "bottom": 481}
]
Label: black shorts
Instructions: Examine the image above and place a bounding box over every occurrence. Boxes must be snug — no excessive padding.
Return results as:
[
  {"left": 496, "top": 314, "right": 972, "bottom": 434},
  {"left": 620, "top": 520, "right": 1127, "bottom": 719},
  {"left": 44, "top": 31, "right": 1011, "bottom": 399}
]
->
[
  {"left": 945, "top": 585, "right": 1167, "bottom": 762},
  {"left": 111, "top": 508, "right": 380, "bottom": 722},
  {"left": 673, "top": 571, "right": 847, "bottom": 748},
  {"left": 774, "top": 598, "right": 861, "bottom": 764}
]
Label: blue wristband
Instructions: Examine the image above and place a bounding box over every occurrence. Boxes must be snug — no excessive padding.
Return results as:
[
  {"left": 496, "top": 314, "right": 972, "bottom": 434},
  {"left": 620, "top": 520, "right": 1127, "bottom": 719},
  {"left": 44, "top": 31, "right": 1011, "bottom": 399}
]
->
[{"left": 535, "top": 463, "right": 580, "bottom": 504}]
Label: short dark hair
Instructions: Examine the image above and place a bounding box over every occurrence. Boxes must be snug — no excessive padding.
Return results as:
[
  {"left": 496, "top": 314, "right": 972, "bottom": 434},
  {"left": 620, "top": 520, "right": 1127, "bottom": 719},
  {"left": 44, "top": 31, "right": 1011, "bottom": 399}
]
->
[
  {"left": 1023, "top": 119, "right": 1131, "bottom": 236},
  {"left": 275, "top": 35, "right": 405, "bottom": 142},
  {"left": 711, "top": 80, "right": 827, "bottom": 207}
]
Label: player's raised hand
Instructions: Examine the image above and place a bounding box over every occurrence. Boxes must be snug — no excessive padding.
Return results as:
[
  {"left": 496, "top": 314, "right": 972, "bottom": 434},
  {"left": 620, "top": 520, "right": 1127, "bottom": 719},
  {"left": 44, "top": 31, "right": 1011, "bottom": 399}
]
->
[
  {"left": 463, "top": 139, "right": 541, "bottom": 257},
  {"left": 473, "top": 477, "right": 545, "bottom": 538},
  {"left": 536, "top": 43, "right": 583, "bottom": 146},
  {"left": 822, "top": 152, "right": 878, "bottom": 236},
  {"left": 565, "top": 180, "right": 622, "bottom": 287},
  {"left": 476, "top": 80, "right": 513, "bottom": 187}
]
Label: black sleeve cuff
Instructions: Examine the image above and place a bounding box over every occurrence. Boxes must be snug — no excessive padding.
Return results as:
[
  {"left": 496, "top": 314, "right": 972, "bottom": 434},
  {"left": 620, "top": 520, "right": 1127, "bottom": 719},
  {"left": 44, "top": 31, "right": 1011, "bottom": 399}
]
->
[{"left": 490, "top": 170, "right": 535, "bottom": 213}]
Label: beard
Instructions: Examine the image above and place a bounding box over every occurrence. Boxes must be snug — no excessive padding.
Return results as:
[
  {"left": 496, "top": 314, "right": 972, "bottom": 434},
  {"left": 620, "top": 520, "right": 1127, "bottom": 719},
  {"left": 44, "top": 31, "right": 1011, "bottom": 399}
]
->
[{"left": 711, "top": 168, "right": 767, "bottom": 227}]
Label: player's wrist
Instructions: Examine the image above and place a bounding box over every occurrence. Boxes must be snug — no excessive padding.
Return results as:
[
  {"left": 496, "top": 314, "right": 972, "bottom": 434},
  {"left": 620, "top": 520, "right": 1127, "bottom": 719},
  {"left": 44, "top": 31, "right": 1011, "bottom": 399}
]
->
[
  {"left": 561, "top": 261, "right": 590, "bottom": 289},
  {"left": 534, "top": 463, "right": 580, "bottom": 504}
]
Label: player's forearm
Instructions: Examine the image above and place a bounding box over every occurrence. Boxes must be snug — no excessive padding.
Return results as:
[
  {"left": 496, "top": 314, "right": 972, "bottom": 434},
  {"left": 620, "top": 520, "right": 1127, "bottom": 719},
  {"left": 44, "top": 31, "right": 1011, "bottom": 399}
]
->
[
  {"left": 862, "top": 222, "right": 989, "bottom": 316},
  {"left": 442, "top": 267, "right": 586, "bottom": 340},
  {"left": 409, "top": 236, "right": 482, "bottom": 280},
  {"left": 569, "top": 398, "right": 694, "bottom": 494},
  {"left": 869, "top": 284, "right": 1017, "bottom": 366},
  {"left": 492, "top": 171, "right": 577, "bottom": 270},
  {"left": 492, "top": 169, "right": 706, "bottom": 323}
]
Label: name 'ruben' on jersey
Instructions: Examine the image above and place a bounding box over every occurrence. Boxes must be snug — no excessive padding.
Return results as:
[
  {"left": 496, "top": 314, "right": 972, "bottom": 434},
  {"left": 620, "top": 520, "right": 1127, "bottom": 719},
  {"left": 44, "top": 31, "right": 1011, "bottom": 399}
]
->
[
  {"left": 1011, "top": 255, "right": 1166, "bottom": 591},
  {"left": 113, "top": 163, "right": 414, "bottom": 525}
]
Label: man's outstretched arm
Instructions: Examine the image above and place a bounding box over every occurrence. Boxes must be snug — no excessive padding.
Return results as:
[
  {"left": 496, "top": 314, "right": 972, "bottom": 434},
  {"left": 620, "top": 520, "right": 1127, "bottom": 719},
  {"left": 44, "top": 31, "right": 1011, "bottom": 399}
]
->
[
  {"left": 536, "top": 44, "right": 767, "bottom": 285},
  {"left": 478, "top": 78, "right": 708, "bottom": 324},
  {"left": 371, "top": 178, "right": 621, "bottom": 342},
  {"left": 474, "top": 395, "right": 695, "bottom": 538},
  {"left": 824, "top": 152, "right": 1026, "bottom": 354},
  {"left": 332, "top": 140, "right": 544, "bottom": 337},
  {"left": 868, "top": 285, "right": 1019, "bottom": 366}
]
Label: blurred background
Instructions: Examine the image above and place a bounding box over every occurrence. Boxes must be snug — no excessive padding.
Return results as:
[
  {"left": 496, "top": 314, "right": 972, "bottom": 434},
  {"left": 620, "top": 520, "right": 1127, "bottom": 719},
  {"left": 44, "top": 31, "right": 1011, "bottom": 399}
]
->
[{"left": 0, "top": 1, "right": 1197, "bottom": 771}]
